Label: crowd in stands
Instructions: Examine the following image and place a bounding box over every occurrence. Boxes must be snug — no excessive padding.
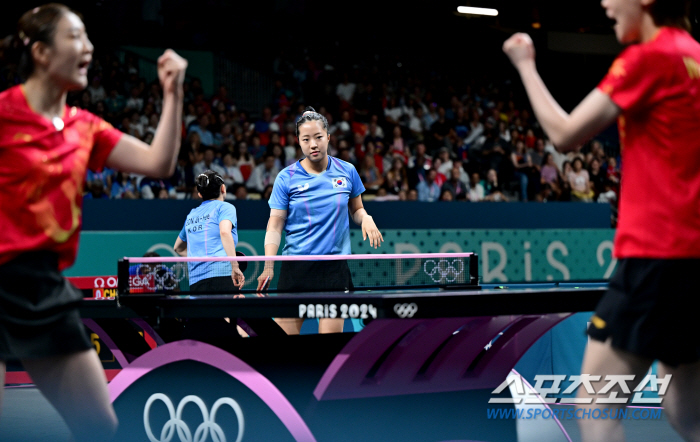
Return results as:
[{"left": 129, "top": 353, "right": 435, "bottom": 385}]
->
[{"left": 0, "top": 49, "right": 622, "bottom": 215}]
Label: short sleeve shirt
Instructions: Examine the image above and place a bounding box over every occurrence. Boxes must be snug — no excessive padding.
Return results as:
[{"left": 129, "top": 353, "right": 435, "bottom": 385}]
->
[
  {"left": 597, "top": 27, "right": 700, "bottom": 258},
  {"left": 0, "top": 85, "right": 122, "bottom": 269},
  {"left": 178, "top": 200, "right": 238, "bottom": 284},
  {"left": 269, "top": 157, "right": 365, "bottom": 255}
]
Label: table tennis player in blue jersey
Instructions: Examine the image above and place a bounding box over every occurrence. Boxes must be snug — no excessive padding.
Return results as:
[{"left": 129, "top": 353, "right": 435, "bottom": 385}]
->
[
  {"left": 173, "top": 171, "right": 285, "bottom": 339},
  {"left": 257, "top": 107, "right": 384, "bottom": 335},
  {"left": 174, "top": 170, "right": 244, "bottom": 290}
]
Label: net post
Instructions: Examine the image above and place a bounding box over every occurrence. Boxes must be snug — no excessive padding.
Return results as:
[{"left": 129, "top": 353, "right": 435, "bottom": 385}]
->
[
  {"left": 469, "top": 254, "right": 479, "bottom": 285},
  {"left": 118, "top": 259, "right": 130, "bottom": 295}
]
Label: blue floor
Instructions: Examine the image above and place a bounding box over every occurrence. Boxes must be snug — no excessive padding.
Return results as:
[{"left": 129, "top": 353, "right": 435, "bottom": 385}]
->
[{"left": 1, "top": 386, "right": 686, "bottom": 442}]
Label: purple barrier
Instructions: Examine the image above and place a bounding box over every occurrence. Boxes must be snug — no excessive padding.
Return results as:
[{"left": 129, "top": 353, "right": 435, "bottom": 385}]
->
[
  {"left": 131, "top": 318, "right": 166, "bottom": 346},
  {"left": 514, "top": 369, "right": 573, "bottom": 442},
  {"left": 82, "top": 318, "right": 130, "bottom": 368},
  {"left": 314, "top": 314, "right": 572, "bottom": 400},
  {"left": 108, "top": 340, "right": 317, "bottom": 442}
]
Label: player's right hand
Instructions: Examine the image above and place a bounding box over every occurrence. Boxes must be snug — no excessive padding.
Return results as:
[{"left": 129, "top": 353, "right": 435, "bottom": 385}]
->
[
  {"left": 231, "top": 266, "right": 245, "bottom": 288},
  {"left": 157, "top": 49, "right": 188, "bottom": 95},
  {"left": 362, "top": 216, "right": 384, "bottom": 249},
  {"left": 256, "top": 267, "right": 274, "bottom": 291},
  {"left": 503, "top": 33, "right": 535, "bottom": 69}
]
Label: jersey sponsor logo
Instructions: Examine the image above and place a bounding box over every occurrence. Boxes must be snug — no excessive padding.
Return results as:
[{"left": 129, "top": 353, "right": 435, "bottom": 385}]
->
[
  {"left": 296, "top": 183, "right": 309, "bottom": 192},
  {"left": 332, "top": 177, "right": 347, "bottom": 188}
]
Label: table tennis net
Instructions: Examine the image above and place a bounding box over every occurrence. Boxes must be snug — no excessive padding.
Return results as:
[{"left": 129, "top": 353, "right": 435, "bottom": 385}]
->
[{"left": 118, "top": 253, "right": 478, "bottom": 294}]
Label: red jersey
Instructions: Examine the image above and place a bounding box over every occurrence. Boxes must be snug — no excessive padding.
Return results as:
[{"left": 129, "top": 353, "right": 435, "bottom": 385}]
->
[
  {"left": 597, "top": 27, "right": 700, "bottom": 258},
  {"left": 0, "top": 85, "right": 122, "bottom": 270}
]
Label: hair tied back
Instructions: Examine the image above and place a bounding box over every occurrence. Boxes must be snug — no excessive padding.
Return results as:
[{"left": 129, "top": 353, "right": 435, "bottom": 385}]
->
[{"left": 196, "top": 173, "right": 209, "bottom": 187}]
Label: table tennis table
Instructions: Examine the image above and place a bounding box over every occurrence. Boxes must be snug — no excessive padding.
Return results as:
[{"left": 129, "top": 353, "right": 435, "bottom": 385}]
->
[{"left": 69, "top": 280, "right": 607, "bottom": 442}]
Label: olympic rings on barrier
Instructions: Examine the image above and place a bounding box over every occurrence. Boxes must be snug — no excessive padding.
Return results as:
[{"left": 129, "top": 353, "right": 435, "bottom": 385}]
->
[
  {"left": 423, "top": 259, "right": 464, "bottom": 283},
  {"left": 393, "top": 303, "right": 418, "bottom": 318},
  {"left": 134, "top": 263, "right": 189, "bottom": 290},
  {"left": 144, "top": 393, "right": 244, "bottom": 442}
]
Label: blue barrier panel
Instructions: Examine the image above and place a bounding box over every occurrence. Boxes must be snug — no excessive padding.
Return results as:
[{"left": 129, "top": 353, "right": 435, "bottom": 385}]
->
[{"left": 82, "top": 200, "right": 612, "bottom": 231}]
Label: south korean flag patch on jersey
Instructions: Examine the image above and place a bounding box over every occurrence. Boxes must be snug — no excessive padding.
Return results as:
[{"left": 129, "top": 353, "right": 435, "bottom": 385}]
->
[{"left": 332, "top": 177, "right": 347, "bottom": 188}]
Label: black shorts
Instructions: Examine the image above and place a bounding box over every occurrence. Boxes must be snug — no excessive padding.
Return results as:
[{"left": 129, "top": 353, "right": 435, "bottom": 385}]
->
[
  {"left": 0, "top": 251, "right": 92, "bottom": 360},
  {"left": 188, "top": 276, "right": 286, "bottom": 337},
  {"left": 277, "top": 260, "right": 354, "bottom": 293},
  {"left": 190, "top": 276, "right": 239, "bottom": 293},
  {"left": 587, "top": 258, "right": 700, "bottom": 367}
]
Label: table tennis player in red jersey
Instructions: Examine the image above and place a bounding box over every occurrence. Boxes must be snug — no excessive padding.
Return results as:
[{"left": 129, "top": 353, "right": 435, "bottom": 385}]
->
[
  {"left": 0, "top": 4, "right": 187, "bottom": 441},
  {"left": 504, "top": 1, "right": 699, "bottom": 440}
]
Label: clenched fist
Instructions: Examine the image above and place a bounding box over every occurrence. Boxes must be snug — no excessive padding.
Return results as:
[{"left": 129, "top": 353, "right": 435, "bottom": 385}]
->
[
  {"left": 503, "top": 33, "right": 536, "bottom": 69},
  {"left": 157, "top": 49, "right": 188, "bottom": 95}
]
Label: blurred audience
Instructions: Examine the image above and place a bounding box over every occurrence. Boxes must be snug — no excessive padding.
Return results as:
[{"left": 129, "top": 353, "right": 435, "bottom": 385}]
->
[{"left": 0, "top": 44, "right": 620, "bottom": 214}]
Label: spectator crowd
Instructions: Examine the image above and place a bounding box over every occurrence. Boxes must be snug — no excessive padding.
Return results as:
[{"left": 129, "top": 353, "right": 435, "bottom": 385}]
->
[{"left": 0, "top": 47, "right": 621, "bottom": 217}]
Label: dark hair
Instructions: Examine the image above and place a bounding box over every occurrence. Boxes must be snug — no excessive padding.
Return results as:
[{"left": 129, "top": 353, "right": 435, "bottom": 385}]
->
[
  {"left": 196, "top": 169, "right": 225, "bottom": 200},
  {"left": 266, "top": 143, "right": 286, "bottom": 162},
  {"left": 3, "top": 4, "right": 78, "bottom": 80},
  {"left": 649, "top": 0, "right": 691, "bottom": 31},
  {"left": 542, "top": 152, "right": 552, "bottom": 167},
  {"left": 234, "top": 141, "right": 251, "bottom": 162},
  {"left": 262, "top": 184, "right": 274, "bottom": 201},
  {"left": 295, "top": 106, "right": 329, "bottom": 137}
]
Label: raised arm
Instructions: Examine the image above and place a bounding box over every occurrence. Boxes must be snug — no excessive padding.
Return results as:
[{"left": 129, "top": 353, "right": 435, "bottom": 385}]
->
[
  {"left": 349, "top": 196, "right": 383, "bottom": 249},
  {"left": 256, "top": 209, "right": 286, "bottom": 290},
  {"left": 105, "top": 50, "right": 188, "bottom": 177},
  {"left": 503, "top": 34, "right": 620, "bottom": 151}
]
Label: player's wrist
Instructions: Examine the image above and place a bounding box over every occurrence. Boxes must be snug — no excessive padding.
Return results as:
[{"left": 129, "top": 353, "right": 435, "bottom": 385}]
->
[
  {"left": 516, "top": 58, "right": 536, "bottom": 74},
  {"left": 163, "top": 86, "right": 183, "bottom": 98}
]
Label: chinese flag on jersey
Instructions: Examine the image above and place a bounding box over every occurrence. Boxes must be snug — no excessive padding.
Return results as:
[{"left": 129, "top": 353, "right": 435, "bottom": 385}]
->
[{"left": 0, "top": 85, "right": 123, "bottom": 270}]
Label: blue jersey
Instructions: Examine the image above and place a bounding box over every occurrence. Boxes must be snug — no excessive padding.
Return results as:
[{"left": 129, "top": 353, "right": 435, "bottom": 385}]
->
[
  {"left": 269, "top": 157, "right": 365, "bottom": 255},
  {"left": 178, "top": 200, "right": 238, "bottom": 284}
]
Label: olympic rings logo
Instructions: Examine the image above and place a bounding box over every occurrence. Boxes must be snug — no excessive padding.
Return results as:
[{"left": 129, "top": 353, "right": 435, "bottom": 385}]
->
[
  {"left": 423, "top": 259, "right": 464, "bottom": 283},
  {"left": 134, "top": 263, "right": 189, "bottom": 290},
  {"left": 394, "top": 303, "right": 418, "bottom": 318},
  {"left": 144, "top": 393, "right": 244, "bottom": 442}
]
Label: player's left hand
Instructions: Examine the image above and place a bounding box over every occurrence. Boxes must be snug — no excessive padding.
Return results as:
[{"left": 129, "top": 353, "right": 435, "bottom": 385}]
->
[
  {"left": 231, "top": 266, "right": 245, "bottom": 288},
  {"left": 362, "top": 216, "right": 384, "bottom": 249},
  {"left": 503, "top": 33, "right": 535, "bottom": 69}
]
